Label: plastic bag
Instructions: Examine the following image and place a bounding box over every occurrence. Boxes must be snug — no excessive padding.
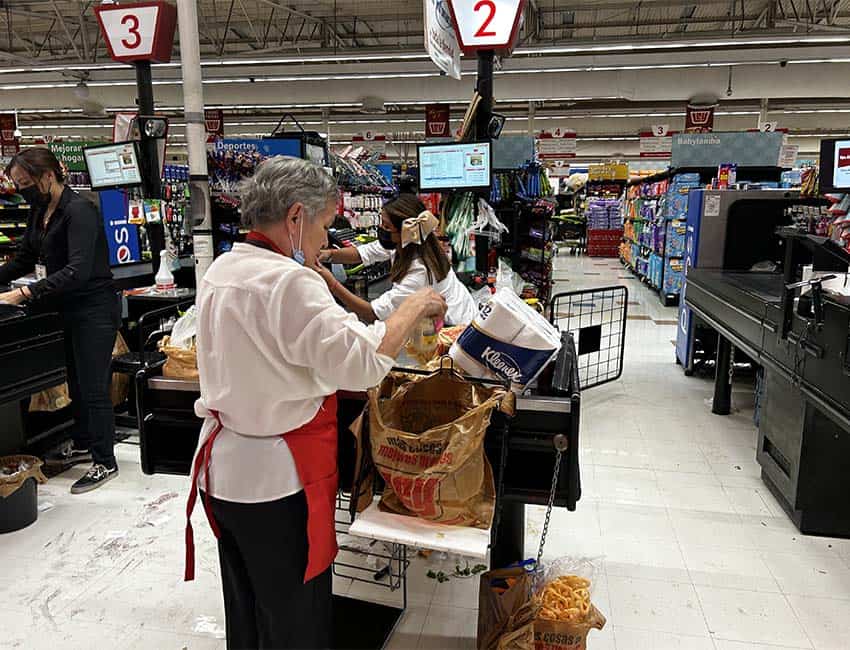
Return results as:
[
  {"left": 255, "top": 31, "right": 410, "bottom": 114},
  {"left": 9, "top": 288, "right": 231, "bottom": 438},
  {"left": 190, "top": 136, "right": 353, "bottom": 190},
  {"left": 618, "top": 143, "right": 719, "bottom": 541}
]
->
[{"left": 169, "top": 305, "right": 197, "bottom": 350}]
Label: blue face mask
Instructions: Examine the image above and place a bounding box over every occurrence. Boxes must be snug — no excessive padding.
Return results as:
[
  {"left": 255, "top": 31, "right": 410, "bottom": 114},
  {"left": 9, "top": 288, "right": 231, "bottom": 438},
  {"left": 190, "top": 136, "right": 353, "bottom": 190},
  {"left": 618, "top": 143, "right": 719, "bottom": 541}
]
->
[{"left": 291, "top": 216, "right": 306, "bottom": 265}]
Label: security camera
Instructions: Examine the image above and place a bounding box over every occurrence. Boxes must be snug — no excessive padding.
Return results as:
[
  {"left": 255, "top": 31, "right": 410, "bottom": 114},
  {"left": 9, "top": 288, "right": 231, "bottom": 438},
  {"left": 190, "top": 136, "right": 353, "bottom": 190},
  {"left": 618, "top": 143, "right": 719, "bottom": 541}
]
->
[{"left": 779, "top": 60, "right": 788, "bottom": 68}]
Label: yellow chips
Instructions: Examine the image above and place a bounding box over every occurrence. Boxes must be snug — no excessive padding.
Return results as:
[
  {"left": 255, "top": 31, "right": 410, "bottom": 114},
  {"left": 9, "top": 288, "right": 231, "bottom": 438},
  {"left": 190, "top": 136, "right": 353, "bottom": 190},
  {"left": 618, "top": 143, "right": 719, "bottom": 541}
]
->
[{"left": 536, "top": 575, "right": 592, "bottom": 623}]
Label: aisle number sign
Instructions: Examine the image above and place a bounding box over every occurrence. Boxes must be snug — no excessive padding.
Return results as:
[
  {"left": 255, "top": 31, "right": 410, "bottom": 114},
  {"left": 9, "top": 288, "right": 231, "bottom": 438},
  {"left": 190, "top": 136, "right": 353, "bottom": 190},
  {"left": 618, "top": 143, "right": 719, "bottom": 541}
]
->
[
  {"left": 639, "top": 127, "right": 676, "bottom": 159},
  {"left": 94, "top": 1, "right": 177, "bottom": 63},
  {"left": 446, "top": 0, "right": 527, "bottom": 55},
  {"left": 537, "top": 127, "right": 576, "bottom": 160}
]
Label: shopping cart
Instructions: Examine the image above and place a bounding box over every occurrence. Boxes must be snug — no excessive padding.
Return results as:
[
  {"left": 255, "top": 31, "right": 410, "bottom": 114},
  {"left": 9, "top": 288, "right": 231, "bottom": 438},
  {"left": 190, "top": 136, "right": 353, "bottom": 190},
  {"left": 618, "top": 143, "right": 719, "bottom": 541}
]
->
[{"left": 548, "top": 286, "right": 628, "bottom": 389}]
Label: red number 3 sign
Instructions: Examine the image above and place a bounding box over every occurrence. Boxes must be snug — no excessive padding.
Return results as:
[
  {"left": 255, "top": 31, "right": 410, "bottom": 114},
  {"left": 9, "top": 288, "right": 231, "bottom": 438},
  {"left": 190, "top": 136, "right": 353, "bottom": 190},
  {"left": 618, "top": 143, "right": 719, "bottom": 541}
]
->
[
  {"left": 447, "top": 0, "right": 526, "bottom": 56},
  {"left": 95, "top": 1, "right": 177, "bottom": 64}
]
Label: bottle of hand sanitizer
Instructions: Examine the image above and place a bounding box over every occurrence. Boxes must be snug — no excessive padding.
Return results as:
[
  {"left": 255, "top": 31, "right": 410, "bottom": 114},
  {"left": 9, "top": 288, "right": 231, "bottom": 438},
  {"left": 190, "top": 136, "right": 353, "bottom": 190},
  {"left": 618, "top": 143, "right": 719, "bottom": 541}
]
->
[{"left": 155, "top": 250, "right": 176, "bottom": 290}]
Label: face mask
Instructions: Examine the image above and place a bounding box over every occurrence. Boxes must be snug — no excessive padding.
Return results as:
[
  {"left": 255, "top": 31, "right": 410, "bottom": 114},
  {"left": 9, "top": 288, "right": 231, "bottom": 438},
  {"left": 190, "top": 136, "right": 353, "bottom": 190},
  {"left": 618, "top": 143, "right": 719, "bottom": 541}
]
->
[
  {"left": 290, "top": 216, "right": 306, "bottom": 265},
  {"left": 377, "top": 227, "right": 396, "bottom": 250},
  {"left": 20, "top": 178, "right": 50, "bottom": 211}
]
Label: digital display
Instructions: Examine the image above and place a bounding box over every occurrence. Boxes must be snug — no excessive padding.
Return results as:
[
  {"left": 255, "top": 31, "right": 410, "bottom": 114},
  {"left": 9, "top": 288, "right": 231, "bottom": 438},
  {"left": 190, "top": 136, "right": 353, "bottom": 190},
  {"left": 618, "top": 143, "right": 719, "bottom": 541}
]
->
[
  {"left": 417, "top": 142, "right": 491, "bottom": 192},
  {"left": 84, "top": 142, "right": 143, "bottom": 190},
  {"left": 833, "top": 139, "right": 850, "bottom": 189}
]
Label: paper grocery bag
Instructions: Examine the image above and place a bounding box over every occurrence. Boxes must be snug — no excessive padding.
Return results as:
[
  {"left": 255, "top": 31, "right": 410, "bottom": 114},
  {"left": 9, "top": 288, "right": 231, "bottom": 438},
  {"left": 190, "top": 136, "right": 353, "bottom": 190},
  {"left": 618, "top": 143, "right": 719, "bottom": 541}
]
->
[
  {"left": 477, "top": 567, "right": 534, "bottom": 650},
  {"left": 498, "top": 605, "right": 606, "bottom": 650},
  {"left": 367, "top": 369, "right": 513, "bottom": 529}
]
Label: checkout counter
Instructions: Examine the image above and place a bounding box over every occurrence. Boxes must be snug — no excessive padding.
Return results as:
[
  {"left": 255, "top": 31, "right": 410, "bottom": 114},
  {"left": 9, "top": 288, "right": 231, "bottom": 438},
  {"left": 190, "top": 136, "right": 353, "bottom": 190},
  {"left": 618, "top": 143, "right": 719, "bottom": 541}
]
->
[
  {"left": 681, "top": 189, "right": 850, "bottom": 537},
  {"left": 0, "top": 303, "right": 67, "bottom": 455},
  {"left": 134, "top": 334, "right": 583, "bottom": 649}
]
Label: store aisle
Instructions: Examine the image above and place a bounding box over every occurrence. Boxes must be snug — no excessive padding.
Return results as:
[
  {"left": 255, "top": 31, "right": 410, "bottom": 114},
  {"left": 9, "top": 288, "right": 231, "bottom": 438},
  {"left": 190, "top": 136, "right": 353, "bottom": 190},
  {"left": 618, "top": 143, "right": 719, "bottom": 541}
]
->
[{"left": 2, "top": 252, "right": 849, "bottom": 650}]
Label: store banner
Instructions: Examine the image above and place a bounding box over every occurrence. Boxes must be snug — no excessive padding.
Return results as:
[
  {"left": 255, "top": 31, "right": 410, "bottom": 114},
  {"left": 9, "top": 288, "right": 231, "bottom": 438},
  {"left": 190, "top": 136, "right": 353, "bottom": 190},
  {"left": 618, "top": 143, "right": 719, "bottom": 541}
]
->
[
  {"left": 684, "top": 104, "right": 716, "bottom": 133},
  {"left": 99, "top": 189, "right": 142, "bottom": 266},
  {"left": 0, "top": 113, "right": 19, "bottom": 157},
  {"left": 424, "top": 0, "right": 461, "bottom": 81},
  {"left": 425, "top": 104, "right": 451, "bottom": 139},
  {"left": 639, "top": 129, "right": 675, "bottom": 158},
  {"left": 671, "top": 131, "right": 784, "bottom": 168},
  {"left": 536, "top": 127, "right": 577, "bottom": 160},
  {"left": 48, "top": 141, "right": 98, "bottom": 172},
  {"left": 204, "top": 109, "right": 224, "bottom": 142}
]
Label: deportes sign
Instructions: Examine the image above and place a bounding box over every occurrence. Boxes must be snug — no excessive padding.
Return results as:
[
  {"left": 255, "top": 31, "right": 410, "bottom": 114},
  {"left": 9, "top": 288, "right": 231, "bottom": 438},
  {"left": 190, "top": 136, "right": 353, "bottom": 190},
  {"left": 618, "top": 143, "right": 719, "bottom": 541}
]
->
[
  {"left": 536, "top": 127, "right": 577, "bottom": 160},
  {"left": 446, "top": 0, "right": 526, "bottom": 56},
  {"left": 94, "top": 1, "right": 177, "bottom": 64}
]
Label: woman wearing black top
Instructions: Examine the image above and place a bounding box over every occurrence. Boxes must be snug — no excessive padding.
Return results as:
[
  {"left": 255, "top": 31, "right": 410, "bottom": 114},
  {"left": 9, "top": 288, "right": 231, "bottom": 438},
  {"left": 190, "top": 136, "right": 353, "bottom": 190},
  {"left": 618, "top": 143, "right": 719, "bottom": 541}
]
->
[{"left": 0, "top": 148, "right": 120, "bottom": 493}]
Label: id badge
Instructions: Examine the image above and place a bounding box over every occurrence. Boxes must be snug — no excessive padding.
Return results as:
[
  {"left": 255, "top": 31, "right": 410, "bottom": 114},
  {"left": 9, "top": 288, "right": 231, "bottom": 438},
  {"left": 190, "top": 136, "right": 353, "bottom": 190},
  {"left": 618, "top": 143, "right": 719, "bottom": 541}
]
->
[{"left": 35, "top": 263, "right": 47, "bottom": 280}]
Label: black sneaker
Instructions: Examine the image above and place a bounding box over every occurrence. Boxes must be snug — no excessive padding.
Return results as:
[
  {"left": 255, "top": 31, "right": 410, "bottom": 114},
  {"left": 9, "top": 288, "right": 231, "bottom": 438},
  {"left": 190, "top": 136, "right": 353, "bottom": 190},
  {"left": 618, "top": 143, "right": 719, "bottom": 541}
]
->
[
  {"left": 70, "top": 463, "right": 119, "bottom": 494},
  {"left": 44, "top": 441, "right": 92, "bottom": 467}
]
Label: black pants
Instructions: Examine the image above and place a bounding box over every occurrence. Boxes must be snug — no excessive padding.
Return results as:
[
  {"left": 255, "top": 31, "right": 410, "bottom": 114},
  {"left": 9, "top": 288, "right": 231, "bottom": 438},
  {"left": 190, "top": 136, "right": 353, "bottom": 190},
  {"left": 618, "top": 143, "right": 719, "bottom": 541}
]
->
[
  {"left": 62, "top": 290, "right": 120, "bottom": 467},
  {"left": 204, "top": 491, "right": 333, "bottom": 650}
]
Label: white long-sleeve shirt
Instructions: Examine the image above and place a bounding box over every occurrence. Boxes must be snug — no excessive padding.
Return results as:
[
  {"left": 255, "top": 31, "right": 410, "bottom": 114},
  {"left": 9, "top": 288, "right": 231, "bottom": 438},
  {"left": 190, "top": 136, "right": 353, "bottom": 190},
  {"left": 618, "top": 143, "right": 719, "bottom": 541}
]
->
[
  {"left": 356, "top": 240, "right": 477, "bottom": 326},
  {"left": 193, "top": 242, "right": 394, "bottom": 503}
]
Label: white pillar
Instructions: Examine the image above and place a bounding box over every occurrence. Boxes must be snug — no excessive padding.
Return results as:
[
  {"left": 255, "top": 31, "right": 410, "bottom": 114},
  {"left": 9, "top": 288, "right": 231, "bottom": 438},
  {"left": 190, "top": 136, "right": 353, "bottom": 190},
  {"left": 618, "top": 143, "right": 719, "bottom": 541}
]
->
[
  {"left": 177, "top": 0, "right": 214, "bottom": 284},
  {"left": 758, "top": 98, "right": 769, "bottom": 129},
  {"left": 528, "top": 101, "right": 535, "bottom": 137}
]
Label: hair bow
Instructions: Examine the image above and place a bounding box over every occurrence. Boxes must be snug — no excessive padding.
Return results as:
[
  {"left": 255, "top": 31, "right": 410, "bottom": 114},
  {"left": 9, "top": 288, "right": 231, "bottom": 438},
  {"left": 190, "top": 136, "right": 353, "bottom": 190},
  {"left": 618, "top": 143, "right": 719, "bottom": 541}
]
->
[{"left": 401, "top": 210, "right": 440, "bottom": 248}]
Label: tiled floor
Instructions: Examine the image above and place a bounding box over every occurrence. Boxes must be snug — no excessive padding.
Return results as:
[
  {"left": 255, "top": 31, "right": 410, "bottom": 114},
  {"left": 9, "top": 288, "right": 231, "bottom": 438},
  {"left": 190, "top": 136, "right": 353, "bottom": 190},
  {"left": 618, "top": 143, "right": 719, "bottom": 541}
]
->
[{"left": 3, "top": 252, "right": 850, "bottom": 649}]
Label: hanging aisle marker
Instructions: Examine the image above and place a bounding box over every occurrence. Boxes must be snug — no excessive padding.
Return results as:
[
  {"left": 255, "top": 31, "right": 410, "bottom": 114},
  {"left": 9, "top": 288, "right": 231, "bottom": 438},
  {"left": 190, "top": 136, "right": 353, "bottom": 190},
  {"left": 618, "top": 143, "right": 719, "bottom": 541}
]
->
[
  {"left": 94, "top": 1, "right": 177, "bottom": 63},
  {"left": 446, "top": 0, "right": 527, "bottom": 56}
]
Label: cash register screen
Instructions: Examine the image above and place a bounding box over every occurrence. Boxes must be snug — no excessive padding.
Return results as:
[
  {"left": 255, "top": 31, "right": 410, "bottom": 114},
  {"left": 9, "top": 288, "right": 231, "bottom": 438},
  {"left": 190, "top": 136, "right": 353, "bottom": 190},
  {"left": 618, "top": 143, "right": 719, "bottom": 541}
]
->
[
  {"left": 819, "top": 138, "right": 850, "bottom": 192},
  {"left": 417, "top": 142, "right": 492, "bottom": 192},
  {"left": 84, "top": 141, "right": 144, "bottom": 190}
]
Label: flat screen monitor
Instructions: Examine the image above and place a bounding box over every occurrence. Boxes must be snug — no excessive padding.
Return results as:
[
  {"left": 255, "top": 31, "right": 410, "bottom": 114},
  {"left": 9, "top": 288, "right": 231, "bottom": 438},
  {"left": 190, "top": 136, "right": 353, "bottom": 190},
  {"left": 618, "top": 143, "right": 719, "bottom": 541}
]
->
[
  {"left": 417, "top": 141, "right": 492, "bottom": 192},
  {"left": 84, "top": 141, "right": 144, "bottom": 190},
  {"left": 819, "top": 138, "right": 850, "bottom": 193}
]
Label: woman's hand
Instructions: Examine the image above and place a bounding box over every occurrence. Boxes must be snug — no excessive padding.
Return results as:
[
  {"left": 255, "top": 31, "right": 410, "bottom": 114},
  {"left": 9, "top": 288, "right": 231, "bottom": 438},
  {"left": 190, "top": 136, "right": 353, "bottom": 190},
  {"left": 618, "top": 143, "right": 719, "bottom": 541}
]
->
[
  {"left": 412, "top": 288, "right": 447, "bottom": 320},
  {"left": 0, "top": 288, "right": 26, "bottom": 305},
  {"left": 317, "top": 249, "right": 333, "bottom": 263},
  {"left": 308, "top": 258, "right": 338, "bottom": 291}
]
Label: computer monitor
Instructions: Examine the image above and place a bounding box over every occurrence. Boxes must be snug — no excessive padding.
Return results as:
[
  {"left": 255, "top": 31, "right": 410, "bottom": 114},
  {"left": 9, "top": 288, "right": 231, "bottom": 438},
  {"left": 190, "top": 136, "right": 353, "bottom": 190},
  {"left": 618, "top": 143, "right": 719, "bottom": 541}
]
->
[
  {"left": 417, "top": 141, "right": 492, "bottom": 193},
  {"left": 819, "top": 138, "right": 850, "bottom": 194},
  {"left": 84, "top": 141, "right": 144, "bottom": 191}
]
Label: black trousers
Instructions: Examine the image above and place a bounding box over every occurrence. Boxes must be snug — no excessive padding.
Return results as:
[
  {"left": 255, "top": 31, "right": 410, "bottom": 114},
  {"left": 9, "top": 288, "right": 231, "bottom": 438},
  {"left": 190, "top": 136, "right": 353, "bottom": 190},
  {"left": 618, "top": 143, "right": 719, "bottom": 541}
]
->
[
  {"left": 62, "top": 290, "right": 120, "bottom": 467},
  {"left": 204, "top": 491, "right": 333, "bottom": 650}
]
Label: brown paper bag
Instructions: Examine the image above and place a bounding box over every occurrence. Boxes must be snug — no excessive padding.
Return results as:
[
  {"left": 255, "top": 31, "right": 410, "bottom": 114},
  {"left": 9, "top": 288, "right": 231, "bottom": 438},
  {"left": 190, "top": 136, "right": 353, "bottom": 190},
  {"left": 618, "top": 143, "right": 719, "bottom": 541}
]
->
[
  {"left": 366, "top": 369, "right": 513, "bottom": 528},
  {"left": 110, "top": 331, "right": 130, "bottom": 406},
  {"left": 498, "top": 606, "right": 606, "bottom": 650},
  {"left": 0, "top": 455, "right": 48, "bottom": 498},
  {"left": 159, "top": 335, "right": 199, "bottom": 380},
  {"left": 477, "top": 567, "right": 534, "bottom": 650},
  {"left": 28, "top": 383, "right": 72, "bottom": 412}
]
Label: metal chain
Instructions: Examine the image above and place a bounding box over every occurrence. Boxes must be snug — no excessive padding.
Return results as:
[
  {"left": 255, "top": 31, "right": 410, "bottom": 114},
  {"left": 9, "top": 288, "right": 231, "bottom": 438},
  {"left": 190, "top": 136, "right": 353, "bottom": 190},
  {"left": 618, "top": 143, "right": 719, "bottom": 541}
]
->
[{"left": 535, "top": 445, "right": 564, "bottom": 577}]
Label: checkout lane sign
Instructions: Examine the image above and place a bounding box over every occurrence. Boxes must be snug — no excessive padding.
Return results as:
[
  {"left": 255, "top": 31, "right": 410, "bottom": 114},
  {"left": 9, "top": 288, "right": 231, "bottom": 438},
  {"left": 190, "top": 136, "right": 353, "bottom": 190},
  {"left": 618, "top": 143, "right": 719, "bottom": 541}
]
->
[{"left": 446, "top": 0, "right": 526, "bottom": 56}]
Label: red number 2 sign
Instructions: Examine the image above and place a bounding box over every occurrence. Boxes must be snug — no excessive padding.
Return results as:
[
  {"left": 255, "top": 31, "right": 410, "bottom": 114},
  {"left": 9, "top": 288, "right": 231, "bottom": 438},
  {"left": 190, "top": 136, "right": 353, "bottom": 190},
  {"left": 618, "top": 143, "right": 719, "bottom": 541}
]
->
[
  {"left": 121, "top": 14, "right": 142, "bottom": 49},
  {"left": 473, "top": 0, "right": 497, "bottom": 37}
]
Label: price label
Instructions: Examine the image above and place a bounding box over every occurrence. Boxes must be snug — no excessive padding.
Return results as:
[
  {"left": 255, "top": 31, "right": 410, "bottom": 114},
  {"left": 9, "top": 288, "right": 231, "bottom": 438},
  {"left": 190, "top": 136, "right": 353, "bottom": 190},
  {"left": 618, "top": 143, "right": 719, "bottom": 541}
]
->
[
  {"left": 447, "top": 0, "right": 526, "bottom": 55},
  {"left": 95, "top": 2, "right": 177, "bottom": 63}
]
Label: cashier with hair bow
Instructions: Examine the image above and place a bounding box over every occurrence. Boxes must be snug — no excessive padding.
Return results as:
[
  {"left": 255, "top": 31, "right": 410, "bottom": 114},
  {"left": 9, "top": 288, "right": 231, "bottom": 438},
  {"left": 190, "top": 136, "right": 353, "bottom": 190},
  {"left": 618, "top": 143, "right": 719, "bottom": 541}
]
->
[
  {"left": 319, "top": 194, "right": 477, "bottom": 326},
  {"left": 184, "top": 156, "right": 446, "bottom": 650}
]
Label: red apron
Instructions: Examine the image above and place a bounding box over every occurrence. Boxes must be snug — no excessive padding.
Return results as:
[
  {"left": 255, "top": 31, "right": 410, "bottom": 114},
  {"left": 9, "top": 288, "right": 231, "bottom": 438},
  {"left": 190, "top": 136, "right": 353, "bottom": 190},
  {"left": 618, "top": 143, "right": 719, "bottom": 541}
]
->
[{"left": 184, "top": 396, "right": 340, "bottom": 585}]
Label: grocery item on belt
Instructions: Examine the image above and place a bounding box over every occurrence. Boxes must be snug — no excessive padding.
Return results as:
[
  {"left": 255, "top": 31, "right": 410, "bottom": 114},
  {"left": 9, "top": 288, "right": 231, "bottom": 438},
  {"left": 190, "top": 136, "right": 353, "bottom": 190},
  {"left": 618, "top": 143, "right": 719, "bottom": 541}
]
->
[{"left": 449, "top": 288, "right": 561, "bottom": 388}]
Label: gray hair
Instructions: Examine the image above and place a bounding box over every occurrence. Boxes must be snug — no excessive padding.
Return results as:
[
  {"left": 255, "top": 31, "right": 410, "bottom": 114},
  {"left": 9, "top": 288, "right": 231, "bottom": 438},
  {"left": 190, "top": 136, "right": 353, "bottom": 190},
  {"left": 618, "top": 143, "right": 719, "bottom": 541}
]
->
[{"left": 238, "top": 155, "right": 337, "bottom": 228}]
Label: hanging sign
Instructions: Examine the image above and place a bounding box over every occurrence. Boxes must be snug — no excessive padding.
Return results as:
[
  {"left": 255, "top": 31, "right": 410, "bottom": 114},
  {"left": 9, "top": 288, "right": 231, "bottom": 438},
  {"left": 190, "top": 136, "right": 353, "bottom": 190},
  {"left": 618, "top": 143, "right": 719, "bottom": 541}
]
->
[
  {"left": 48, "top": 141, "right": 100, "bottom": 172},
  {"left": 424, "top": 0, "right": 462, "bottom": 80},
  {"left": 446, "top": 0, "right": 527, "bottom": 56},
  {"left": 547, "top": 160, "right": 572, "bottom": 178},
  {"left": 684, "top": 104, "right": 716, "bottom": 133},
  {"left": 204, "top": 109, "right": 225, "bottom": 143},
  {"left": 425, "top": 104, "right": 452, "bottom": 139},
  {"left": 672, "top": 132, "right": 784, "bottom": 167},
  {"left": 639, "top": 128, "right": 675, "bottom": 158},
  {"left": 778, "top": 144, "right": 799, "bottom": 168},
  {"left": 536, "top": 127, "right": 576, "bottom": 160},
  {"left": 94, "top": 1, "right": 177, "bottom": 63},
  {"left": 0, "top": 113, "right": 19, "bottom": 157},
  {"left": 352, "top": 132, "right": 387, "bottom": 157},
  {"left": 759, "top": 121, "right": 779, "bottom": 132}
]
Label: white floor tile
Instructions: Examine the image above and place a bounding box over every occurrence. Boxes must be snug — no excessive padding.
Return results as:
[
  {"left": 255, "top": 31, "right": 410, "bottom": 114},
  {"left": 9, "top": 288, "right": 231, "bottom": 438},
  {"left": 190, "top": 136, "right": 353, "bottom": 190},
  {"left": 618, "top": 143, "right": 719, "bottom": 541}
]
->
[
  {"left": 787, "top": 594, "right": 850, "bottom": 650},
  {"left": 613, "top": 626, "right": 715, "bottom": 650},
  {"left": 417, "top": 604, "right": 477, "bottom": 650},
  {"left": 761, "top": 552, "right": 850, "bottom": 599},
  {"left": 385, "top": 605, "right": 428, "bottom": 650},
  {"left": 597, "top": 503, "right": 676, "bottom": 542},
  {"left": 607, "top": 576, "right": 709, "bottom": 636},
  {"left": 713, "top": 642, "right": 810, "bottom": 650},
  {"left": 682, "top": 545, "right": 780, "bottom": 592},
  {"left": 695, "top": 585, "right": 812, "bottom": 647}
]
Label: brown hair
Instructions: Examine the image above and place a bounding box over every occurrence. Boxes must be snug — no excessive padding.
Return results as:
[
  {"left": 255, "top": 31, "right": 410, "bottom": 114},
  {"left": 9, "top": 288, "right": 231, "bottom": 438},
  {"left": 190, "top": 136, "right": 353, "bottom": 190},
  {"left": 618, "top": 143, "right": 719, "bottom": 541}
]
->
[
  {"left": 4, "top": 147, "right": 65, "bottom": 184},
  {"left": 383, "top": 194, "right": 451, "bottom": 285}
]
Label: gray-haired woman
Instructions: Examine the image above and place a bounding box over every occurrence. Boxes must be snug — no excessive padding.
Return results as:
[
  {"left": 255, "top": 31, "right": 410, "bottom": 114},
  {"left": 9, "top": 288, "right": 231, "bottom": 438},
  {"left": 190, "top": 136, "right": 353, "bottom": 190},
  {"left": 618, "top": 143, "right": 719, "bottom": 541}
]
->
[{"left": 184, "top": 156, "right": 446, "bottom": 649}]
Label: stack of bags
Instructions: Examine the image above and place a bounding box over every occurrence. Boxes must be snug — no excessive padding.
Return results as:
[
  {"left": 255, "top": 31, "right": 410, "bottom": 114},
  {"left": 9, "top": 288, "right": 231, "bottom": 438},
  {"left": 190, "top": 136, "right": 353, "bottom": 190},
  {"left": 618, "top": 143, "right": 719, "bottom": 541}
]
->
[{"left": 585, "top": 198, "right": 621, "bottom": 230}]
